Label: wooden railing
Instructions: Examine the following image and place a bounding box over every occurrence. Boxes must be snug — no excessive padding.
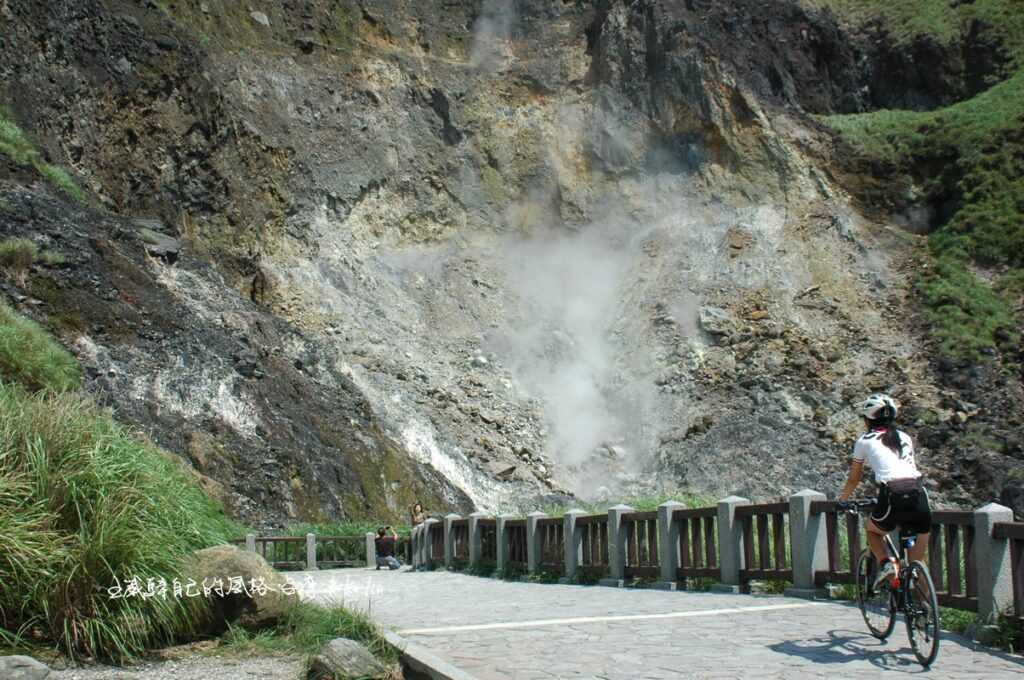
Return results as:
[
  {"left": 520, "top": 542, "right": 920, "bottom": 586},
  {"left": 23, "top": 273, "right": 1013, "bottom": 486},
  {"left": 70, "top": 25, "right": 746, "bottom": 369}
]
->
[
  {"left": 811, "top": 500, "right": 864, "bottom": 585},
  {"left": 316, "top": 536, "right": 365, "bottom": 568},
  {"left": 250, "top": 536, "right": 307, "bottom": 569},
  {"left": 622, "top": 511, "right": 659, "bottom": 578},
  {"left": 409, "top": 496, "right": 1019, "bottom": 641},
  {"left": 429, "top": 522, "right": 444, "bottom": 562},
  {"left": 537, "top": 517, "right": 564, "bottom": 573},
  {"left": 930, "top": 511, "right": 978, "bottom": 611},
  {"left": 479, "top": 518, "right": 497, "bottom": 563},
  {"left": 451, "top": 518, "right": 470, "bottom": 561},
  {"left": 577, "top": 513, "right": 609, "bottom": 571},
  {"left": 506, "top": 519, "right": 527, "bottom": 567},
  {"left": 737, "top": 502, "right": 792, "bottom": 583},
  {"left": 994, "top": 521, "right": 1024, "bottom": 629},
  {"left": 675, "top": 507, "right": 718, "bottom": 580}
]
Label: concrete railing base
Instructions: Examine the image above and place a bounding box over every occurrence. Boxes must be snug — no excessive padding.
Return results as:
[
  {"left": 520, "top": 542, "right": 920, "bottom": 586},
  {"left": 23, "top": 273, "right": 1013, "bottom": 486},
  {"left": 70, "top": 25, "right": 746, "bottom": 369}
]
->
[{"left": 783, "top": 586, "right": 826, "bottom": 600}]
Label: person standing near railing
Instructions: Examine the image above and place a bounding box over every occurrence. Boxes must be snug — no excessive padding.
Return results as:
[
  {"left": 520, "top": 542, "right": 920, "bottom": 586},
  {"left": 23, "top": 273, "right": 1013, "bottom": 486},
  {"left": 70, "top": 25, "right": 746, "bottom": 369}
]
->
[
  {"left": 410, "top": 501, "right": 427, "bottom": 526},
  {"left": 838, "top": 393, "right": 933, "bottom": 587}
]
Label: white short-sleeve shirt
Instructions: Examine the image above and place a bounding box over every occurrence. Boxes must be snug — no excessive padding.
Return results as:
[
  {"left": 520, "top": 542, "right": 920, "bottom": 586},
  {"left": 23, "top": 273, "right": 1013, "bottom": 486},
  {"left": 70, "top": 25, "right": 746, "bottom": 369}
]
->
[{"left": 852, "top": 428, "right": 920, "bottom": 484}]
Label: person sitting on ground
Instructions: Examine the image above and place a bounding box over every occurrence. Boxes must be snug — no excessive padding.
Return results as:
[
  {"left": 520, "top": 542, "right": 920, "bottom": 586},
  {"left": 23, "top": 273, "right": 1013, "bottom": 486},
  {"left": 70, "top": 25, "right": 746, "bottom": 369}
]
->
[
  {"left": 410, "top": 501, "right": 427, "bottom": 526},
  {"left": 374, "top": 526, "right": 401, "bottom": 570},
  {"left": 838, "top": 393, "right": 932, "bottom": 589}
]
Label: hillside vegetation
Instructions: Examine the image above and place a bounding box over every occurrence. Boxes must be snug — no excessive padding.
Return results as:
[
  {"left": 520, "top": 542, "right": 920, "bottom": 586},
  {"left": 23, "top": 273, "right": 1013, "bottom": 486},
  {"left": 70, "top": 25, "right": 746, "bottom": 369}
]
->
[
  {"left": 811, "top": 0, "right": 1024, "bottom": 361},
  {"left": 0, "top": 300, "right": 238, "bottom": 660}
]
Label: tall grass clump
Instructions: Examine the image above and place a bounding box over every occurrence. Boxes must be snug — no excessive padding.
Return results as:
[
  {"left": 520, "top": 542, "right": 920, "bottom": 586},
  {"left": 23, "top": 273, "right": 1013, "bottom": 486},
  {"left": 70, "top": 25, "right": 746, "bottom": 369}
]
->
[
  {"left": 0, "top": 305, "right": 238, "bottom": 660},
  {"left": 0, "top": 383, "right": 239, "bottom": 660},
  {"left": 0, "top": 109, "right": 86, "bottom": 204},
  {"left": 0, "top": 238, "right": 39, "bottom": 286},
  {"left": 0, "top": 300, "right": 81, "bottom": 393}
]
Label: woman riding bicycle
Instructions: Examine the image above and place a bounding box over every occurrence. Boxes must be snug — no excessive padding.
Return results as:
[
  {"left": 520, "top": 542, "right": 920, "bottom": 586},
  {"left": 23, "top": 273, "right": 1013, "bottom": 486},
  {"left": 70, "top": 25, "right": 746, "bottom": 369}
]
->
[{"left": 838, "top": 393, "right": 932, "bottom": 586}]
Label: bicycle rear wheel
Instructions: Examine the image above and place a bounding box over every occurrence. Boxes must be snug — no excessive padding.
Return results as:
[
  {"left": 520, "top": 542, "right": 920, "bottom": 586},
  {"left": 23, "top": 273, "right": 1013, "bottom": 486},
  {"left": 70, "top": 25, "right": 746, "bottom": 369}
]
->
[
  {"left": 856, "top": 549, "right": 895, "bottom": 639},
  {"left": 906, "top": 560, "right": 940, "bottom": 667}
]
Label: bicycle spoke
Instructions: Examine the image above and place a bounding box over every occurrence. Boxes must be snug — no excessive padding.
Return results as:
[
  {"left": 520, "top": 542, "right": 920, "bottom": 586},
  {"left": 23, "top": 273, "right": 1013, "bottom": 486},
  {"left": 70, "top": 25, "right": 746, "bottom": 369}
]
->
[{"left": 906, "top": 561, "right": 940, "bottom": 667}]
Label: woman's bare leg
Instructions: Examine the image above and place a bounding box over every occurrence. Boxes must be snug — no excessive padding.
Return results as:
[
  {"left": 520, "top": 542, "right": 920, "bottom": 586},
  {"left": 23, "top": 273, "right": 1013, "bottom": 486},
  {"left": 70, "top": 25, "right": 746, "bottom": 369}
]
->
[{"left": 866, "top": 519, "right": 889, "bottom": 565}]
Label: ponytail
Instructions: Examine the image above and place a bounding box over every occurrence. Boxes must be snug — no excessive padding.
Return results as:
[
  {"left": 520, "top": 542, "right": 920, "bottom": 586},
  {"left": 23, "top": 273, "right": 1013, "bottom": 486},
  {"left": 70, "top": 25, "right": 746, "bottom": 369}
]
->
[{"left": 869, "top": 403, "right": 903, "bottom": 455}]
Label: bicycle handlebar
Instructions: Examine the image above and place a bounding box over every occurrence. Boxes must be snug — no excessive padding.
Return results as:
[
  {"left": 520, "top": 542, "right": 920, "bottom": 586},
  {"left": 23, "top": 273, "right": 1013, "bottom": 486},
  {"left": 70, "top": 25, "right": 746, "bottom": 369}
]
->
[{"left": 835, "top": 499, "right": 876, "bottom": 513}]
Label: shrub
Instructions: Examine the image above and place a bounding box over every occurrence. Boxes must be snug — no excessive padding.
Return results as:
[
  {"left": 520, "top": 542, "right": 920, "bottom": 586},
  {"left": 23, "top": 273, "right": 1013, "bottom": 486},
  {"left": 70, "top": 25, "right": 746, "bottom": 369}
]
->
[
  {"left": 0, "top": 239, "right": 38, "bottom": 285},
  {"left": 0, "top": 300, "right": 81, "bottom": 393}
]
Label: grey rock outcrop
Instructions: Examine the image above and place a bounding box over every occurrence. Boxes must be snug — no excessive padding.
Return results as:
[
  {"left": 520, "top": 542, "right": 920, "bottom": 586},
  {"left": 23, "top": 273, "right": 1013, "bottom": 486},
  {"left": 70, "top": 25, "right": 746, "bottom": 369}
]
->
[
  {"left": 190, "top": 544, "right": 297, "bottom": 631},
  {"left": 0, "top": 656, "right": 50, "bottom": 680},
  {"left": 307, "top": 638, "right": 387, "bottom": 680}
]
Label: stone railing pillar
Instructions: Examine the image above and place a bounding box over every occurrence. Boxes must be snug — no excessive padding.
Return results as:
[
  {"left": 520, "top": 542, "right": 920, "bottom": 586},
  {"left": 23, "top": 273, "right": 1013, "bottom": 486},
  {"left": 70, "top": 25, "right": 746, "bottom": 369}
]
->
[
  {"left": 974, "top": 502, "right": 1014, "bottom": 625},
  {"left": 560, "top": 509, "right": 586, "bottom": 583},
  {"left": 444, "top": 513, "right": 461, "bottom": 569},
  {"left": 245, "top": 533, "right": 256, "bottom": 553},
  {"left": 306, "top": 533, "right": 317, "bottom": 571},
  {"left": 712, "top": 495, "right": 750, "bottom": 593},
  {"left": 526, "top": 511, "right": 547, "bottom": 574},
  {"left": 365, "top": 532, "right": 376, "bottom": 568},
  {"left": 785, "top": 490, "right": 827, "bottom": 599},
  {"left": 655, "top": 501, "right": 685, "bottom": 590},
  {"left": 468, "top": 511, "right": 488, "bottom": 567},
  {"left": 410, "top": 525, "right": 420, "bottom": 569},
  {"left": 422, "top": 518, "right": 439, "bottom": 568},
  {"left": 495, "top": 514, "right": 515, "bottom": 574},
  {"left": 599, "top": 504, "right": 634, "bottom": 587}
]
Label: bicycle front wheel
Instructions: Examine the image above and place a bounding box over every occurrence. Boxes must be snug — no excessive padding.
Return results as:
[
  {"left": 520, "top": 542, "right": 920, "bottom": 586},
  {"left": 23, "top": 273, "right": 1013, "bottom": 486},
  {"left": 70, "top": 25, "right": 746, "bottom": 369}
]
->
[
  {"left": 906, "top": 560, "right": 940, "bottom": 667},
  {"left": 856, "top": 549, "right": 895, "bottom": 640}
]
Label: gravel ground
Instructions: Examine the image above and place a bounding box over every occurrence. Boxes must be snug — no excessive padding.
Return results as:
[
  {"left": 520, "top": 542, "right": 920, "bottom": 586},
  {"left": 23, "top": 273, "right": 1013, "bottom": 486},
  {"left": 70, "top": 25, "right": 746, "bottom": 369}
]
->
[{"left": 49, "top": 653, "right": 305, "bottom": 680}]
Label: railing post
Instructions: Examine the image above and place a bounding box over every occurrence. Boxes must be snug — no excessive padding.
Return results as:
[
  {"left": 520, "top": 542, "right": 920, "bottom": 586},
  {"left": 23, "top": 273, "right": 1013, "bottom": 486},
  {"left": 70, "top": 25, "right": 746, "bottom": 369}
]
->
[
  {"left": 974, "top": 502, "right": 1014, "bottom": 626},
  {"left": 655, "top": 501, "right": 685, "bottom": 590},
  {"left": 526, "top": 511, "right": 547, "bottom": 574},
  {"left": 560, "top": 509, "right": 586, "bottom": 584},
  {"left": 306, "top": 533, "right": 317, "bottom": 571},
  {"left": 786, "top": 489, "right": 827, "bottom": 599},
  {"left": 495, "top": 514, "right": 514, "bottom": 575},
  {"left": 468, "top": 511, "right": 488, "bottom": 568},
  {"left": 444, "top": 514, "right": 461, "bottom": 569},
  {"left": 422, "top": 518, "right": 439, "bottom": 568},
  {"left": 245, "top": 533, "right": 256, "bottom": 553},
  {"left": 365, "top": 532, "right": 376, "bottom": 568},
  {"left": 599, "top": 504, "right": 634, "bottom": 587},
  {"left": 713, "top": 495, "right": 750, "bottom": 593}
]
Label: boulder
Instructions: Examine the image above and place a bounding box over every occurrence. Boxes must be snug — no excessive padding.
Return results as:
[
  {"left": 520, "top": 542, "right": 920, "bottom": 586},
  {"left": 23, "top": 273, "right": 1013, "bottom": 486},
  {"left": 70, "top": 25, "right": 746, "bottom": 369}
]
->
[
  {"left": 250, "top": 11, "right": 270, "bottom": 27},
  {"left": 307, "top": 638, "right": 387, "bottom": 680},
  {"left": 698, "top": 306, "right": 736, "bottom": 336},
  {"left": 0, "top": 656, "right": 50, "bottom": 679},
  {"left": 189, "top": 544, "right": 298, "bottom": 631},
  {"left": 136, "top": 226, "right": 181, "bottom": 263}
]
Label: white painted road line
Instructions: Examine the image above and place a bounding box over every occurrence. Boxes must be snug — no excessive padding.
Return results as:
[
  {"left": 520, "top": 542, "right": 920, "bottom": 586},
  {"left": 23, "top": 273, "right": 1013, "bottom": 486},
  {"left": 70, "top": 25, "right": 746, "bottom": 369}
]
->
[{"left": 398, "top": 601, "right": 830, "bottom": 635}]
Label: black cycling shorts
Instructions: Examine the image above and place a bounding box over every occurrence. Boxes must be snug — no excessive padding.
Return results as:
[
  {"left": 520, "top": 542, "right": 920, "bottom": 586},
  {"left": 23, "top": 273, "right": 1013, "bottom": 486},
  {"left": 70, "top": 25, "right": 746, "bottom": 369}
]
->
[{"left": 871, "top": 480, "right": 932, "bottom": 534}]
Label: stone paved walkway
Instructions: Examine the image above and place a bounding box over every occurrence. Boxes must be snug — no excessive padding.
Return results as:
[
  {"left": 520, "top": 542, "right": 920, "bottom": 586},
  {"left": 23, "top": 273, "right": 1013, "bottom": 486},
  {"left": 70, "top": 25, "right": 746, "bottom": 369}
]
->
[{"left": 300, "top": 569, "right": 1024, "bottom": 680}]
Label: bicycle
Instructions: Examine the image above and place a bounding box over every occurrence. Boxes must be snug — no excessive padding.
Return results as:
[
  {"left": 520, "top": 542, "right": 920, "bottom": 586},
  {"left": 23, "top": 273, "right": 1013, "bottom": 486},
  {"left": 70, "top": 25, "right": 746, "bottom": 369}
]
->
[{"left": 838, "top": 499, "right": 940, "bottom": 667}]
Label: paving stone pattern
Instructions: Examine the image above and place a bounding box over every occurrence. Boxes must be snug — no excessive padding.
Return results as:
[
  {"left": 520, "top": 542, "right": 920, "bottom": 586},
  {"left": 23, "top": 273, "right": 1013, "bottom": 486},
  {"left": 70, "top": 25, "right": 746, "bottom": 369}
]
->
[{"left": 302, "top": 569, "right": 1024, "bottom": 680}]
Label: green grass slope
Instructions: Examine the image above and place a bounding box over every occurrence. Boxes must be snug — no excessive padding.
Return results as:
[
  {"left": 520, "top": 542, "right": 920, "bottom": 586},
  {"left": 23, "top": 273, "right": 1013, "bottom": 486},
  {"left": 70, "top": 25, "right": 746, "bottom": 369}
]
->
[
  {"left": 0, "top": 301, "right": 238, "bottom": 660},
  {"left": 0, "top": 110, "right": 86, "bottom": 205},
  {"left": 810, "top": 1, "right": 1024, "bottom": 361}
]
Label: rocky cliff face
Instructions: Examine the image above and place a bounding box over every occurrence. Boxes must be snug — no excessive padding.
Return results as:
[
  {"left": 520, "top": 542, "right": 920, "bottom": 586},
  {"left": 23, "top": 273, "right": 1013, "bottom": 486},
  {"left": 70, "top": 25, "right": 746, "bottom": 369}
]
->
[{"left": 1, "top": 0, "right": 1019, "bottom": 523}]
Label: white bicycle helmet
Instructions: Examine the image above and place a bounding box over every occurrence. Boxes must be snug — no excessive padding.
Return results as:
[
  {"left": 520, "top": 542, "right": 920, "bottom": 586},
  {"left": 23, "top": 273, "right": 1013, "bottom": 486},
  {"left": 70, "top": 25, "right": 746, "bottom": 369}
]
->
[{"left": 857, "top": 393, "right": 898, "bottom": 420}]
